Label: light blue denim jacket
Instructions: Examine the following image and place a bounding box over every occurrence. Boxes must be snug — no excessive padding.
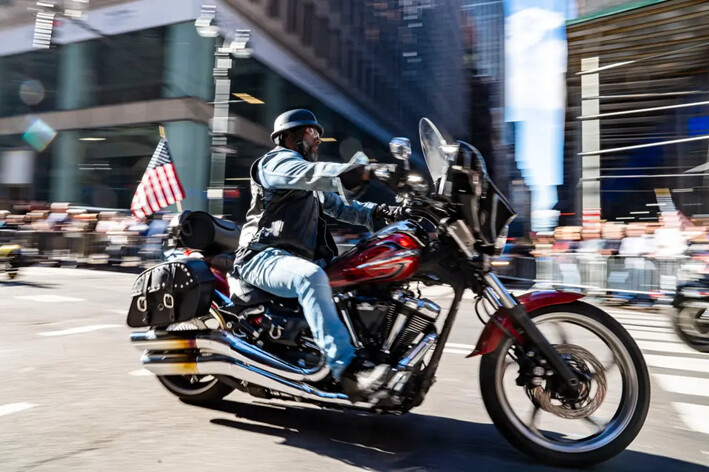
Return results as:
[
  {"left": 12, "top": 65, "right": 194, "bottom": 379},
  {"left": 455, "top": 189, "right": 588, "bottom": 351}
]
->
[{"left": 237, "top": 147, "right": 376, "bottom": 260}]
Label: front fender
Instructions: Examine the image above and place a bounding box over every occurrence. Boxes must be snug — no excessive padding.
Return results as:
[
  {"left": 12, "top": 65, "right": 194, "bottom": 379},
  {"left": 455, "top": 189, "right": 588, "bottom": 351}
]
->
[{"left": 468, "top": 290, "right": 584, "bottom": 357}]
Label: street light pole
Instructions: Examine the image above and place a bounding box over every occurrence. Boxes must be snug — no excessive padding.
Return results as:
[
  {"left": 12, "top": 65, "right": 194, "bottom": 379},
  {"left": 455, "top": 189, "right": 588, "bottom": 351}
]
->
[
  {"left": 580, "top": 56, "right": 601, "bottom": 231},
  {"left": 196, "top": 5, "right": 250, "bottom": 216}
]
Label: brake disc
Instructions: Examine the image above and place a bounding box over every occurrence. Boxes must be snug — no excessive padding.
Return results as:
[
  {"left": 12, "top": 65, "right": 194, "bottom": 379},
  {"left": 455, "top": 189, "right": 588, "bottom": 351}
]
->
[{"left": 527, "top": 344, "right": 607, "bottom": 420}]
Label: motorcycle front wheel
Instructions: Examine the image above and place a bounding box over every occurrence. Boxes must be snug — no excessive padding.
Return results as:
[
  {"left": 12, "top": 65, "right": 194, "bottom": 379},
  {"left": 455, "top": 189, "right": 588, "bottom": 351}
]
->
[
  {"left": 673, "top": 306, "right": 709, "bottom": 353},
  {"left": 156, "top": 305, "right": 235, "bottom": 403},
  {"left": 480, "top": 301, "right": 650, "bottom": 467}
]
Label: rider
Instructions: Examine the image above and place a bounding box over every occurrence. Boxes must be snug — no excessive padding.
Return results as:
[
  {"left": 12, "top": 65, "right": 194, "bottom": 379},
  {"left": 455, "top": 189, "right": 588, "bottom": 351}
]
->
[{"left": 232, "top": 109, "right": 402, "bottom": 400}]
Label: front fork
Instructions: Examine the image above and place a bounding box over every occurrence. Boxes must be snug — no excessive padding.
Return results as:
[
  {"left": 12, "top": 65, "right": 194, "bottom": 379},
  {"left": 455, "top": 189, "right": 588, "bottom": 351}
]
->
[{"left": 483, "top": 272, "right": 581, "bottom": 391}]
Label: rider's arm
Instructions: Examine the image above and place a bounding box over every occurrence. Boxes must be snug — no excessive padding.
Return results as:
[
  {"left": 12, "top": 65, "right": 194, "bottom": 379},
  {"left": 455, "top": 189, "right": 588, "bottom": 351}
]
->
[
  {"left": 259, "top": 149, "right": 365, "bottom": 193},
  {"left": 319, "top": 191, "right": 376, "bottom": 231}
]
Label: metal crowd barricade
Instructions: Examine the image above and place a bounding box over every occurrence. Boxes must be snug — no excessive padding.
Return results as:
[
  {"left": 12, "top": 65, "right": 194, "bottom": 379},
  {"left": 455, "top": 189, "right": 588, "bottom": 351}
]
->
[
  {"left": 533, "top": 253, "right": 686, "bottom": 297},
  {"left": 4, "top": 229, "right": 168, "bottom": 268}
]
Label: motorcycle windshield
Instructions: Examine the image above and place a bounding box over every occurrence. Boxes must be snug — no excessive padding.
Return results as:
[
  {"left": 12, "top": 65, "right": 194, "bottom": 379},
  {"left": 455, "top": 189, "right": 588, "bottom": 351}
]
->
[{"left": 419, "top": 118, "right": 458, "bottom": 189}]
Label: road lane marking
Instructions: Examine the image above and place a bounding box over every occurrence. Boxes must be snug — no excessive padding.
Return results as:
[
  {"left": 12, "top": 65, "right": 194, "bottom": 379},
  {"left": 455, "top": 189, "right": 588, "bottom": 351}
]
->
[
  {"left": 644, "top": 354, "right": 709, "bottom": 373},
  {"left": 636, "top": 340, "right": 698, "bottom": 355},
  {"left": 653, "top": 374, "right": 709, "bottom": 397},
  {"left": 626, "top": 329, "right": 679, "bottom": 342},
  {"left": 38, "top": 324, "right": 122, "bottom": 337},
  {"left": 607, "top": 311, "right": 667, "bottom": 320},
  {"left": 15, "top": 294, "right": 84, "bottom": 303},
  {"left": 613, "top": 316, "right": 670, "bottom": 325},
  {"left": 672, "top": 403, "right": 709, "bottom": 435},
  {"left": 0, "top": 403, "right": 37, "bottom": 417},
  {"left": 129, "top": 369, "right": 152, "bottom": 377},
  {"left": 445, "top": 343, "right": 475, "bottom": 349},
  {"left": 615, "top": 319, "right": 671, "bottom": 329},
  {"left": 421, "top": 287, "right": 455, "bottom": 297},
  {"left": 617, "top": 325, "right": 674, "bottom": 334},
  {"left": 443, "top": 348, "right": 471, "bottom": 355}
]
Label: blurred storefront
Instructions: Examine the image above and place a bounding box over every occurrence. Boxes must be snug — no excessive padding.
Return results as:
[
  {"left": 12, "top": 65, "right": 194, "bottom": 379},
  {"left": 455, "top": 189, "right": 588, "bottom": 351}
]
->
[
  {"left": 0, "top": 0, "right": 467, "bottom": 221},
  {"left": 562, "top": 0, "right": 709, "bottom": 224}
]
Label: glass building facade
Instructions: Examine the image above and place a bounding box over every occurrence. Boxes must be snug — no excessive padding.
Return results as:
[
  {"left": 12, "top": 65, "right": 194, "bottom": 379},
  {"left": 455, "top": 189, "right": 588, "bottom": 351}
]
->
[{"left": 0, "top": 0, "right": 466, "bottom": 222}]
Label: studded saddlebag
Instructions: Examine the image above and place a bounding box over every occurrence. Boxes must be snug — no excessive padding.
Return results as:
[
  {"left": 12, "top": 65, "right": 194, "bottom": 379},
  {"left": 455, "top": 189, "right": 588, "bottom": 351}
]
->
[{"left": 126, "top": 258, "right": 216, "bottom": 328}]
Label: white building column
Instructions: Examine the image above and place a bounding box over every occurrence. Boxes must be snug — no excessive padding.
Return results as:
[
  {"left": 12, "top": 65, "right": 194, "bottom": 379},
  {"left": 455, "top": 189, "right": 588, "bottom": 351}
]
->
[{"left": 581, "top": 57, "right": 601, "bottom": 230}]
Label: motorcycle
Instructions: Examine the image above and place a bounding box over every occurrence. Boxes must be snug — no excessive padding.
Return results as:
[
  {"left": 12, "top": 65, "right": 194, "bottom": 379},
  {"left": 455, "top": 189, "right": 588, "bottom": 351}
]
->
[
  {"left": 672, "top": 253, "right": 709, "bottom": 352},
  {"left": 127, "top": 118, "right": 650, "bottom": 467},
  {"left": 0, "top": 244, "right": 22, "bottom": 279}
]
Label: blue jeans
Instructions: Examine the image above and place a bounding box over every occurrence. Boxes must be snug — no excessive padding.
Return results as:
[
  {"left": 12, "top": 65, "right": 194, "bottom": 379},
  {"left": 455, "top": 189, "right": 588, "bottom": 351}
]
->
[{"left": 237, "top": 248, "right": 356, "bottom": 379}]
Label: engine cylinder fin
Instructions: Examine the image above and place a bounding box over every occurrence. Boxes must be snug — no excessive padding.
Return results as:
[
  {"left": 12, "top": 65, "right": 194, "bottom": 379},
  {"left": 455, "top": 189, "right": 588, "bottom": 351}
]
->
[{"left": 392, "top": 314, "right": 434, "bottom": 355}]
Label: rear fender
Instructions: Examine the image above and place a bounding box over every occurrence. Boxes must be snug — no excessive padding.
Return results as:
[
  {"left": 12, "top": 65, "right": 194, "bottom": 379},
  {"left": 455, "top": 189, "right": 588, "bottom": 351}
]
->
[
  {"left": 468, "top": 291, "right": 584, "bottom": 357},
  {"left": 211, "top": 267, "right": 230, "bottom": 297}
]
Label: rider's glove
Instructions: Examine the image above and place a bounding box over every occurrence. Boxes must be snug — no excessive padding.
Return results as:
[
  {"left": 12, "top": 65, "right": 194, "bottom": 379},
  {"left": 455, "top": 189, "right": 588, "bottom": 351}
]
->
[
  {"left": 366, "top": 164, "right": 407, "bottom": 189},
  {"left": 374, "top": 204, "right": 406, "bottom": 224}
]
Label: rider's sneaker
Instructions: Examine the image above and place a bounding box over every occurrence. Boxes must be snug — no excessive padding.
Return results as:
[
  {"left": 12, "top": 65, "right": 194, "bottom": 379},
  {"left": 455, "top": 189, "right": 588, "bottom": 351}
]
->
[{"left": 340, "top": 358, "right": 392, "bottom": 402}]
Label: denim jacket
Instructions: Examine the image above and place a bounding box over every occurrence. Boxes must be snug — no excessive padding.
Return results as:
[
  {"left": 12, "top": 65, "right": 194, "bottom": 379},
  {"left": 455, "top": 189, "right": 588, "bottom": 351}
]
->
[{"left": 236, "top": 147, "right": 376, "bottom": 262}]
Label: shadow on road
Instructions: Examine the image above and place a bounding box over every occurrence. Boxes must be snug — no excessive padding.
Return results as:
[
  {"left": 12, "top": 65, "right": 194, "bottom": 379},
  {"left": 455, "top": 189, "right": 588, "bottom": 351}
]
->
[
  {"left": 198, "top": 399, "right": 706, "bottom": 472},
  {"left": 0, "top": 279, "right": 57, "bottom": 289}
]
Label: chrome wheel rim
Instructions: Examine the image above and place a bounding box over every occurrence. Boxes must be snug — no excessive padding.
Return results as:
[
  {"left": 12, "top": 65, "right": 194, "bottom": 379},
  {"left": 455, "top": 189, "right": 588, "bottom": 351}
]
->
[
  {"left": 678, "top": 307, "right": 709, "bottom": 336},
  {"left": 494, "top": 312, "right": 639, "bottom": 453},
  {"left": 159, "top": 306, "right": 224, "bottom": 395}
]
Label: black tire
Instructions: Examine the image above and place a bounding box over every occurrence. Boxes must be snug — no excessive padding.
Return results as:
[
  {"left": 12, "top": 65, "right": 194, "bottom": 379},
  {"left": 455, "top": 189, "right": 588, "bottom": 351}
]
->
[
  {"left": 155, "top": 306, "right": 235, "bottom": 403},
  {"left": 479, "top": 301, "right": 651, "bottom": 467},
  {"left": 672, "top": 307, "right": 709, "bottom": 353},
  {"left": 157, "top": 374, "right": 235, "bottom": 403}
]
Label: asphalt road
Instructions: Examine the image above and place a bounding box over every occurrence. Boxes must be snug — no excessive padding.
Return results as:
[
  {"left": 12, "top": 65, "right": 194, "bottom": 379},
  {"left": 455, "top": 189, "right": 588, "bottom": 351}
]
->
[{"left": 1, "top": 267, "right": 708, "bottom": 472}]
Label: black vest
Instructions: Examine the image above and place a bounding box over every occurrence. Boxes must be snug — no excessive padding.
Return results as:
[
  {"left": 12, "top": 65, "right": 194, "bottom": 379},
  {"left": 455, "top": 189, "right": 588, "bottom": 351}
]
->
[{"left": 236, "top": 151, "right": 338, "bottom": 264}]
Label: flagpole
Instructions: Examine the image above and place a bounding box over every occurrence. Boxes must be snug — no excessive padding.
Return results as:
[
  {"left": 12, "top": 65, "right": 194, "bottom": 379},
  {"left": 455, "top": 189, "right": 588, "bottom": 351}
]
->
[{"left": 160, "top": 125, "right": 183, "bottom": 213}]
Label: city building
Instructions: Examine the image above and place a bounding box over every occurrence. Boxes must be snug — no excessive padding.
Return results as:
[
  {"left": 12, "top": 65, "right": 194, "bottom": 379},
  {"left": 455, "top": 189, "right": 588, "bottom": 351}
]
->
[
  {"left": 461, "top": 0, "right": 503, "bottom": 181},
  {"left": 462, "top": 0, "right": 531, "bottom": 235},
  {"left": 561, "top": 0, "right": 709, "bottom": 224},
  {"left": 0, "top": 0, "right": 466, "bottom": 220}
]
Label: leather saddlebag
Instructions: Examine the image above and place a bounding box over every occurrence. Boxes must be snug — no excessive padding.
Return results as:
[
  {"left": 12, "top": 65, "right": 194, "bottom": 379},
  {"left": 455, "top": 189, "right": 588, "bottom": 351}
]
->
[{"left": 126, "top": 258, "right": 216, "bottom": 328}]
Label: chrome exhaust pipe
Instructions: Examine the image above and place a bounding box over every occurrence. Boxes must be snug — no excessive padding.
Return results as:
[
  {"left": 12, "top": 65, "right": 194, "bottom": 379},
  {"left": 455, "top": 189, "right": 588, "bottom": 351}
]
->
[
  {"left": 140, "top": 352, "right": 370, "bottom": 408},
  {"left": 386, "top": 332, "right": 438, "bottom": 393},
  {"left": 134, "top": 329, "right": 438, "bottom": 407},
  {"left": 130, "top": 330, "right": 329, "bottom": 383},
  {"left": 399, "top": 333, "right": 437, "bottom": 369}
]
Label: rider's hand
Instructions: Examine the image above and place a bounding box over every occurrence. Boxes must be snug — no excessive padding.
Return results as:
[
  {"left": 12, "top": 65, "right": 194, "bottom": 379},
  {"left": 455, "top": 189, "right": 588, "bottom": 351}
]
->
[
  {"left": 366, "top": 164, "right": 407, "bottom": 189},
  {"left": 374, "top": 204, "right": 406, "bottom": 224}
]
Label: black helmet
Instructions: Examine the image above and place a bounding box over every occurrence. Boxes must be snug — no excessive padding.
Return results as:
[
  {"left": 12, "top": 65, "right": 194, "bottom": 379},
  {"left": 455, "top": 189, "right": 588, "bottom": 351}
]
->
[{"left": 270, "top": 109, "right": 324, "bottom": 143}]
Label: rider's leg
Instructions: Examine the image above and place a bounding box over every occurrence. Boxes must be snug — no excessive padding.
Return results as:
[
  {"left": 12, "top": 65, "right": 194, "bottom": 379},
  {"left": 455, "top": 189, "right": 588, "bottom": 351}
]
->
[{"left": 237, "top": 248, "right": 356, "bottom": 379}]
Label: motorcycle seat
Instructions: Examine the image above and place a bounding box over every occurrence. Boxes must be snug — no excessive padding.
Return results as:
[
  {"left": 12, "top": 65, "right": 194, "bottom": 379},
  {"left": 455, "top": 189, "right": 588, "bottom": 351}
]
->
[
  {"left": 227, "top": 275, "right": 296, "bottom": 306},
  {"left": 206, "top": 253, "right": 235, "bottom": 273}
]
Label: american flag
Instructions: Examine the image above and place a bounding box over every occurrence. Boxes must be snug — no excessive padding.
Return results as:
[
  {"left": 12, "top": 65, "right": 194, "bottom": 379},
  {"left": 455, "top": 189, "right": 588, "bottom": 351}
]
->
[{"left": 131, "top": 138, "right": 185, "bottom": 218}]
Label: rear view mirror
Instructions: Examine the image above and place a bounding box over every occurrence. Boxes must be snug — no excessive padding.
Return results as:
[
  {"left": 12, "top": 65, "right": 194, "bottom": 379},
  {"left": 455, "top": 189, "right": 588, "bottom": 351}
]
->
[{"left": 389, "top": 137, "right": 412, "bottom": 162}]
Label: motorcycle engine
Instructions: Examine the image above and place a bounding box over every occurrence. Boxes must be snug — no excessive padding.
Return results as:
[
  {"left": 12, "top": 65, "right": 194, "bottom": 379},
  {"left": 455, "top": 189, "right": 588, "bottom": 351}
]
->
[{"left": 355, "top": 290, "right": 441, "bottom": 358}]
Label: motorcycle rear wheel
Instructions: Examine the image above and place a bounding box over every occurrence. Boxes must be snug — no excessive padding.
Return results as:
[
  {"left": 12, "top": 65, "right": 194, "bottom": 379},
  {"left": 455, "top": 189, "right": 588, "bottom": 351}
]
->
[
  {"left": 156, "top": 306, "right": 235, "bottom": 403},
  {"left": 480, "top": 301, "right": 650, "bottom": 467}
]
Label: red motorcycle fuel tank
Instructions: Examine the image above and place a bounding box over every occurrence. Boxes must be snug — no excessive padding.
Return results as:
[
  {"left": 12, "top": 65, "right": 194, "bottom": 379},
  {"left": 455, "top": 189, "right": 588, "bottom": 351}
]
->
[{"left": 327, "top": 232, "right": 421, "bottom": 288}]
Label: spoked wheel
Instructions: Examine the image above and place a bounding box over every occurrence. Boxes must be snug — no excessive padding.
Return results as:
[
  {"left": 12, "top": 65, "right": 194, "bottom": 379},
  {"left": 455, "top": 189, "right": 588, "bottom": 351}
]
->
[
  {"left": 673, "top": 306, "right": 709, "bottom": 353},
  {"left": 480, "top": 301, "right": 650, "bottom": 467},
  {"left": 156, "top": 305, "right": 235, "bottom": 403}
]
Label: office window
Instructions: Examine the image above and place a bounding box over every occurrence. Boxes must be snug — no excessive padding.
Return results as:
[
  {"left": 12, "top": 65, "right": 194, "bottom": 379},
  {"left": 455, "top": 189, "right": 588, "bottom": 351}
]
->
[
  {"left": 314, "top": 17, "right": 328, "bottom": 57},
  {"left": 93, "top": 27, "right": 165, "bottom": 105},
  {"left": 302, "top": 2, "right": 314, "bottom": 46},
  {"left": 267, "top": 0, "right": 279, "bottom": 17},
  {"left": 0, "top": 48, "right": 58, "bottom": 117},
  {"left": 286, "top": 0, "right": 298, "bottom": 33},
  {"left": 326, "top": 29, "right": 338, "bottom": 67}
]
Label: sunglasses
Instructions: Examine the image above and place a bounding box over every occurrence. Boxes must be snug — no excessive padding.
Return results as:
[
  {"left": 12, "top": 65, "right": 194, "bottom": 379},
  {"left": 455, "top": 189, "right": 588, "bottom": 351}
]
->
[{"left": 304, "top": 127, "right": 321, "bottom": 139}]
